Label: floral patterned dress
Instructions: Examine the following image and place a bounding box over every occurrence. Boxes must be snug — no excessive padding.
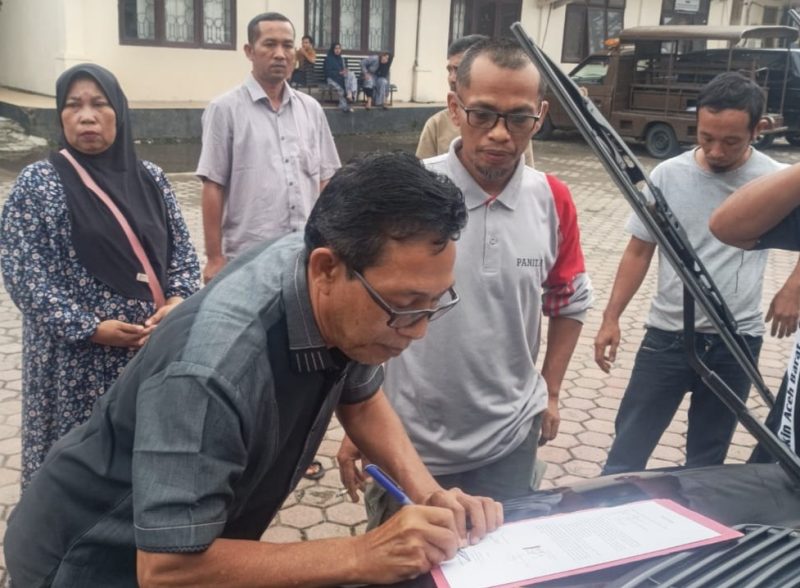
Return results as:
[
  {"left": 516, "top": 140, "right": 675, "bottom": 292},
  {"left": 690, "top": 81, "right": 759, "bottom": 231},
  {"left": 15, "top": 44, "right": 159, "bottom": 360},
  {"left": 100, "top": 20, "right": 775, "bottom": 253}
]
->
[{"left": 0, "top": 160, "right": 200, "bottom": 488}]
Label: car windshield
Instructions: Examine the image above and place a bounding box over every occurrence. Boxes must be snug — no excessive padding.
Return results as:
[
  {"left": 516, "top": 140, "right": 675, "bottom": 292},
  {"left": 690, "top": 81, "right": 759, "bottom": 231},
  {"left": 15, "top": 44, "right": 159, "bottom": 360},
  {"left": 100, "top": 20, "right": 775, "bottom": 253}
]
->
[{"left": 570, "top": 59, "right": 609, "bottom": 84}]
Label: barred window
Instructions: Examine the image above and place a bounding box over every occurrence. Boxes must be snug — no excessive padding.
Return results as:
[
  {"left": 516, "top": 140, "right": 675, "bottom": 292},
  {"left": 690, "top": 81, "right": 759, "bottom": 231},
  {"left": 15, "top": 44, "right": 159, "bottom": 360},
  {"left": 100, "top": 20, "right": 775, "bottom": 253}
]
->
[
  {"left": 562, "top": 0, "right": 625, "bottom": 63},
  {"left": 306, "top": 0, "right": 394, "bottom": 53},
  {"left": 449, "top": 0, "right": 522, "bottom": 44},
  {"left": 119, "top": 0, "right": 236, "bottom": 49}
]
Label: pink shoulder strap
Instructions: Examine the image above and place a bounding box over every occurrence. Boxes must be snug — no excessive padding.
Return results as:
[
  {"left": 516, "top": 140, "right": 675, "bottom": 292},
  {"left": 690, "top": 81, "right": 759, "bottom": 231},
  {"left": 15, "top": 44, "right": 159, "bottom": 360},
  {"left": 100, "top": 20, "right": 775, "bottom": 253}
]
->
[{"left": 60, "top": 149, "right": 166, "bottom": 308}]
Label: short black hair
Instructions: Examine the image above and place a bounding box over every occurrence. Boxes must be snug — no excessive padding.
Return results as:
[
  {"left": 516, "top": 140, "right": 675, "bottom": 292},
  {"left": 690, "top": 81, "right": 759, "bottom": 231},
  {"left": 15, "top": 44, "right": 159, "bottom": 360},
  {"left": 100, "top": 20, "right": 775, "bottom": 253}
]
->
[
  {"left": 305, "top": 152, "right": 467, "bottom": 273},
  {"left": 697, "top": 71, "right": 765, "bottom": 131},
  {"left": 447, "top": 34, "right": 488, "bottom": 59},
  {"left": 302, "top": 34, "right": 314, "bottom": 44},
  {"left": 456, "top": 37, "right": 541, "bottom": 96},
  {"left": 247, "top": 12, "right": 294, "bottom": 45}
]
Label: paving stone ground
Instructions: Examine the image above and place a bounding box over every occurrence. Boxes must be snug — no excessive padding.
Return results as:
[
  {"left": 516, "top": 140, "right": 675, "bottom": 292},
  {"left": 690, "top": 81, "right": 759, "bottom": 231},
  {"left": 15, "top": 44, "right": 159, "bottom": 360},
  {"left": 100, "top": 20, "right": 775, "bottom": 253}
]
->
[{"left": 0, "top": 136, "right": 799, "bottom": 581}]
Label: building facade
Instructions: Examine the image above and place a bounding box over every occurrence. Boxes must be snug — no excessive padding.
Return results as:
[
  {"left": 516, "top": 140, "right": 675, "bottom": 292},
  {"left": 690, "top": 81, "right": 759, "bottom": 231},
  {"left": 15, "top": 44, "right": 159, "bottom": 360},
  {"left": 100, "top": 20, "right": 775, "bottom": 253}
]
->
[{"left": 0, "top": 0, "right": 797, "bottom": 103}]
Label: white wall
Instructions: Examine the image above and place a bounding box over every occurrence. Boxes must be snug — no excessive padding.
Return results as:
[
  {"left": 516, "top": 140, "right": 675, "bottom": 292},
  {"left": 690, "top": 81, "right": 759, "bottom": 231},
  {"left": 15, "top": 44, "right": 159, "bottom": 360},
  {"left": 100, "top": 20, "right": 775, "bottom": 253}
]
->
[
  {"left": 12, "top": 0, "right": 753, "bottom": 103},
  {"left": 397, "top": 0, "right": 452, "bottom": 103},
  {"left": 518, "top": 0, "right": 665, "bottom": 73},
  {"left": 0, "top": 0, "right": 67, "bottom": 95},
  {"left": 0, "top": 0, "right": 307, "bottom": 102},
  {"left": 75, "top": 0, "right": 284, "bottom": 102},
  {"left": 519, "top": 0, "right": 559, "bottom": 63},
  {"left": 625, "top": 0, "right": 664, "bottom": 27}
]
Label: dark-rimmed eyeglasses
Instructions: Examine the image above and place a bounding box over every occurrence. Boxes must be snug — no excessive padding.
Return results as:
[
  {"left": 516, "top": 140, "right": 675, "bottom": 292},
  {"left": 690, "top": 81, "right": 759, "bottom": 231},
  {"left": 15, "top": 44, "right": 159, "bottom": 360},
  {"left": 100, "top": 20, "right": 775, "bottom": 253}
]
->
[
  {"left": 455, "top": 96, "right": 540, "bottom": 135},
  {"left": 352, "top": 270, "right": 460, "bottom": 329}
]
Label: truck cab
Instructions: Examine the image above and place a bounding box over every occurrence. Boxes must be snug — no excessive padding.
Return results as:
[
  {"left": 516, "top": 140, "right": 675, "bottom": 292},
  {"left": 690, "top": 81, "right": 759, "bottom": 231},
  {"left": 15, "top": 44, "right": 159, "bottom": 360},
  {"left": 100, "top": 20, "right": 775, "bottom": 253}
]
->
[{"left": 542, "top": 25, "right": 800, "bottom": 158}]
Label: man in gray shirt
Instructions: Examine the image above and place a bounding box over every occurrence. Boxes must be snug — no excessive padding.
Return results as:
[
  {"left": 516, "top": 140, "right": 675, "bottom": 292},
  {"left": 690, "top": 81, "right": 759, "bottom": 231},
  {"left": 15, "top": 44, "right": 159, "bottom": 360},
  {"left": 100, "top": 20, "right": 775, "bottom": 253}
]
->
[
  {"left": 197, "top": 12, "right": 340, "bottom": 284},
  {"left": 4, "top": 153, "right": 502, "bottom": 587},
  {"left": 595, "top": 72, "right": 800, "bottom": 474},
  {"left": 339, "top": 39, "right": 591, "bottom": 524}
]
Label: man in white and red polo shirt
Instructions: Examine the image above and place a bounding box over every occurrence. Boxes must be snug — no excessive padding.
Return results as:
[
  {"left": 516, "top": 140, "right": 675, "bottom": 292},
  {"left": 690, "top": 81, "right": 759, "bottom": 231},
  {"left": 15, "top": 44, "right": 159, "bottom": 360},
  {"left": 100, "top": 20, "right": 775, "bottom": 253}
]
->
[{"left": 339, "top": 38, "right": 592, "bottom": 526}]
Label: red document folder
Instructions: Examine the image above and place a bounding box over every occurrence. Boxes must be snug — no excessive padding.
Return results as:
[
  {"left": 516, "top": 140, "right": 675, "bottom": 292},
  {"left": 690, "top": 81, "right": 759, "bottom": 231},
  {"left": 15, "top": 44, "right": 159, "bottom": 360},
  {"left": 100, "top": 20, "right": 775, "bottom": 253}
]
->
[{"left": 431, "top": 499, "right": 742, "bottom": 588}]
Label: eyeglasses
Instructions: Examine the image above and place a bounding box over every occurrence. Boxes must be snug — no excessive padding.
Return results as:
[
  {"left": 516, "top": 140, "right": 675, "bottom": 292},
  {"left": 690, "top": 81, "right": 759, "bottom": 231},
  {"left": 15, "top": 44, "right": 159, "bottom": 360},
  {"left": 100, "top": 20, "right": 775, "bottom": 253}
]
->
[
  {"left": 455, "top": 96, "right": 540, "bottom": 135},
  {"left": 352, "top": 269, "right": 460, "bottom": 329}
]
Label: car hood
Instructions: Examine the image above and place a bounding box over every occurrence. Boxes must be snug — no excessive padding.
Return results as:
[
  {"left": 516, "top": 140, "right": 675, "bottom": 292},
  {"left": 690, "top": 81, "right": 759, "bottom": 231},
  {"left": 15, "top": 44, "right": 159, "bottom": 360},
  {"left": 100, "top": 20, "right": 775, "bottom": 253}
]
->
[{"left": 504, "top": 463, "right": 800, "bottom": 528}]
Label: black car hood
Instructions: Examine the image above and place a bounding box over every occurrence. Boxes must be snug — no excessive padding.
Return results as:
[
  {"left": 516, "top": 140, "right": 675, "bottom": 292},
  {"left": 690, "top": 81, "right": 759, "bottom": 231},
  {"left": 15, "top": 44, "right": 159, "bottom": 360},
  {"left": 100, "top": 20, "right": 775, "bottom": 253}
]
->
[
  {"left": 380, "top": 464, "right": 800, "bottom": 588},
  {"left": 504, "top": 463, "right": 800, "bottom": 528}
]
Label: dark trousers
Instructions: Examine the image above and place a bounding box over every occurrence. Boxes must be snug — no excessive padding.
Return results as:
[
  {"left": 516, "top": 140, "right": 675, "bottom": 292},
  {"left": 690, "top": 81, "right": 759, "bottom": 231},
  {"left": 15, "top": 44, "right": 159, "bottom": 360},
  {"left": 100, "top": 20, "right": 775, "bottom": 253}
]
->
[
  {"left": 365, "top": 413, "right": 543, "bottom": 529},
  {"left": 750, "top": 373, "right": 794, "bottom": 463},
  {"left": 603, "top": 327, "right": 762, "bottom": 475}
]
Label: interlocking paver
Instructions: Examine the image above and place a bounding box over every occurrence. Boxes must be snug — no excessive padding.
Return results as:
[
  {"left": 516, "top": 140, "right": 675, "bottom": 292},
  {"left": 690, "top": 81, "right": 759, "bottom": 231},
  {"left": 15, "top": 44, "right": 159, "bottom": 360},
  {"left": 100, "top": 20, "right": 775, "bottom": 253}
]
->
[
  {"left": 279, "top": 504, "right": 325, "bottom": 529},
  {"left": 306, "top": 522, "right": 352, "bottom": 540},
  {"left": 0, "top": 484, "right": 19, "bottom": 507},
  {"left": 562, "top": 396, "right": 596, "bottom": 410},
  {"left": 570, "top": 445, "right": 607, "bottom": 462},
  {"left": 297, "top": 486, "right": 345, "bottom": 508},
  {"left": 583, "top": 419, "right": 616, "bottom": 435},
  {"left": 260, "top": 525, "right": 303, "bottom": 543},
  {"left": 326, "top": 501, "right": 370, "bottom": 526},
  {"left": 537, "top": 446, "right": 572, "bottom": 465},
  {"left": 0, "top": 137, "right": 798, "bottom": 584}
]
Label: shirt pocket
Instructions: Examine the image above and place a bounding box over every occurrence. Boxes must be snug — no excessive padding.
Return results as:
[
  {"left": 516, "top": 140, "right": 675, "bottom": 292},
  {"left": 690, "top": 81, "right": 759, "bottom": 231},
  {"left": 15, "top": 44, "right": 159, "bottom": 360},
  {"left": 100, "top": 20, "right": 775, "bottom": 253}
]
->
[{"left": 299, "top": 141, "right": 321, "bottom": 186}]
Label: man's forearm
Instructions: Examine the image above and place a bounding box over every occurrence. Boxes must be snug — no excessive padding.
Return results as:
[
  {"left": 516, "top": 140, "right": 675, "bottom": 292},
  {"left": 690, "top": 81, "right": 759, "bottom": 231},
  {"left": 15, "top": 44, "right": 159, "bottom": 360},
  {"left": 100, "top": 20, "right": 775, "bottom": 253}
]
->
[
  {"left": 138, "top": 536, "right": 365, "bottom": 588},
  {"left": 541, "top": 316, "right": 583, "bottom": 397},
  {"left": 710, "top": 163, "right": 800, "bottom": 248},
  {"left": 337, "top": 391, "right": 440, "bottom": 502},
  {"left": 603, "top": 238, "right": 656, "bottom": 321},
  {"left": 201, "top": 180, "right": 225, "bottom": 260}
]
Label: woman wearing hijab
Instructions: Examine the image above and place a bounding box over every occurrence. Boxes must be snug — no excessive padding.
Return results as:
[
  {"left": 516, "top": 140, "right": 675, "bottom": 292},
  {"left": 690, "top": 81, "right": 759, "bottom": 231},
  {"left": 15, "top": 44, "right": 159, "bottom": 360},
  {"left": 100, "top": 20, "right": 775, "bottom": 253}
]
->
[
  {"left": 361, "top": 52, "right": 393, "bottom": 109},
  {"left": 323, "top": 42, "right": 358, "bottom": 112},
  {"left": 0, "top": 64, "right": 200, "bottom": 489}
]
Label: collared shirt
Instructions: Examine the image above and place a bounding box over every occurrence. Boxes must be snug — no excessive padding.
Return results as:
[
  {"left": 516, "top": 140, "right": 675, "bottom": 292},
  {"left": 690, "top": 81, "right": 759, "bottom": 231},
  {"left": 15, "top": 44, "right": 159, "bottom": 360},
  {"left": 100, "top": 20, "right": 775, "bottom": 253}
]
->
[
  {"left": 196, "top": 75, "right": 340, "bottom": 259},
  {"left": 383, "top": 139, "right": 591, "bottom": 475},
  {"left": 5, "top": 233, "right": 382, "bottom": 587},
  {"left": 415, "top": 108, "right": 535, "bottom": 166}
]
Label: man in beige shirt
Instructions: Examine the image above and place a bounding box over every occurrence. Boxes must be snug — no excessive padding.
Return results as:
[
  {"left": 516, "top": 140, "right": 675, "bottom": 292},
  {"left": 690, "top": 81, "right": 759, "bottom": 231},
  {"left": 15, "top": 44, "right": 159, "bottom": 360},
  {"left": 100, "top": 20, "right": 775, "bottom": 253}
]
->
[{"left": 416, "top": 35, "right": 535, "bottom": 166}]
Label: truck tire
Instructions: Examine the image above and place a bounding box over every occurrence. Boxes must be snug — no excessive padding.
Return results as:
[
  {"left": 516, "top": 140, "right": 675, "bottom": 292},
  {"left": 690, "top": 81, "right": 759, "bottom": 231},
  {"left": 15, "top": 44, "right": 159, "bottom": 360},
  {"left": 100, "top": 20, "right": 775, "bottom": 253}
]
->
[
  {"left": 752, "top": 133, "right": 775, "bottom": 149},
  {"left": 534, "top": 114, "right": 554, "bottom": 141},
  {"left": 645, "top": 124, "right": 679, "bottom": 159},
  {"left": 786, "top": 133, "right": 800, "bottom": 147}
]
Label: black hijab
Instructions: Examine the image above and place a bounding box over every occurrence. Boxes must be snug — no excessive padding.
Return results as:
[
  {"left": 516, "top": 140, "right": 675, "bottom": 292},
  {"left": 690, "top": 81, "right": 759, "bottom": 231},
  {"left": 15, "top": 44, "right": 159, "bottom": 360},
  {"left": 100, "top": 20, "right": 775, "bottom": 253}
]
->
[
  {"left": 327, "top": 43, "right": 345, "bottom": 69},
  {"left": 375, "top": 54, "right": 393, "bottom": 79},
  {"left": 49, "top": 64, "right": 169, "bottom": 302}
]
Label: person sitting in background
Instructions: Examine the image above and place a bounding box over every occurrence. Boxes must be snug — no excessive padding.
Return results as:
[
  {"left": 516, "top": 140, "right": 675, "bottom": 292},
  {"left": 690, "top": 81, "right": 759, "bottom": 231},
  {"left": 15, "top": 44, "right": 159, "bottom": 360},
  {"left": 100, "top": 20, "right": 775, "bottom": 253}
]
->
[
  {"left": 291, "top": 34, "right": 316, "bottom": 87},
  {"left": 0, "top": 63, "right": 200, "bottom": 490},
  {"left": 324, "top": 42, "right": 358, "bottom": 112},
  {"left": 362, "top": 51, "right": 393, "bottom": 109}
]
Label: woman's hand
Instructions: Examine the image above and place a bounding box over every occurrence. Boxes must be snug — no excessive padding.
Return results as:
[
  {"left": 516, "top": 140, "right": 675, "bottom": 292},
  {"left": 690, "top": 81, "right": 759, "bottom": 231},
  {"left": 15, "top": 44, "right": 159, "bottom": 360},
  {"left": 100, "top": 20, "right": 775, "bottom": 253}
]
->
[
  {"left": 144, "top": 296, "right": 184, "bottom": 328},
  {"left": 90, "top": 320, "right": 153, "bottom": 348},
  {"left": 91, "top": 297, "right": 184, "bottom": 349}
]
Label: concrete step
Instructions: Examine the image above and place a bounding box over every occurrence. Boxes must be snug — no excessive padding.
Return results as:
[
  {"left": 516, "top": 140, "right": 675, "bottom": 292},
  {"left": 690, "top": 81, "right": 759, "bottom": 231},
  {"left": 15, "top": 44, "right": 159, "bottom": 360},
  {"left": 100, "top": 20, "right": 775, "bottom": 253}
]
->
[{"left": 0, "top": 116, "right": 48, "bottom": 155}]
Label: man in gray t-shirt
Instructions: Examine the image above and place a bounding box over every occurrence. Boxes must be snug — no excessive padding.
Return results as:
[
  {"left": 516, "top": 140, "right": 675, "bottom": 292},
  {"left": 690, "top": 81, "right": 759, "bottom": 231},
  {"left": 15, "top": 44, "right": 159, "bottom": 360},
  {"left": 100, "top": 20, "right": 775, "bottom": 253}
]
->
[
  {"left": 5, "top": 153, "right": 503, "bottom": 587},
  {"left": 595, "top": 72, "right": 799, "bottom": 474}
]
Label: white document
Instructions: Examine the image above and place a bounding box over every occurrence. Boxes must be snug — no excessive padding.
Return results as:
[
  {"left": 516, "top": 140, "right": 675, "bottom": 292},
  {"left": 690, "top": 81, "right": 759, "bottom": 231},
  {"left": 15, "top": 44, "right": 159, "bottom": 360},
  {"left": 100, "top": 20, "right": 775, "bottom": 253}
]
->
[{"left": 433, "top": 499, "right": 740, "bottom": 588}]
